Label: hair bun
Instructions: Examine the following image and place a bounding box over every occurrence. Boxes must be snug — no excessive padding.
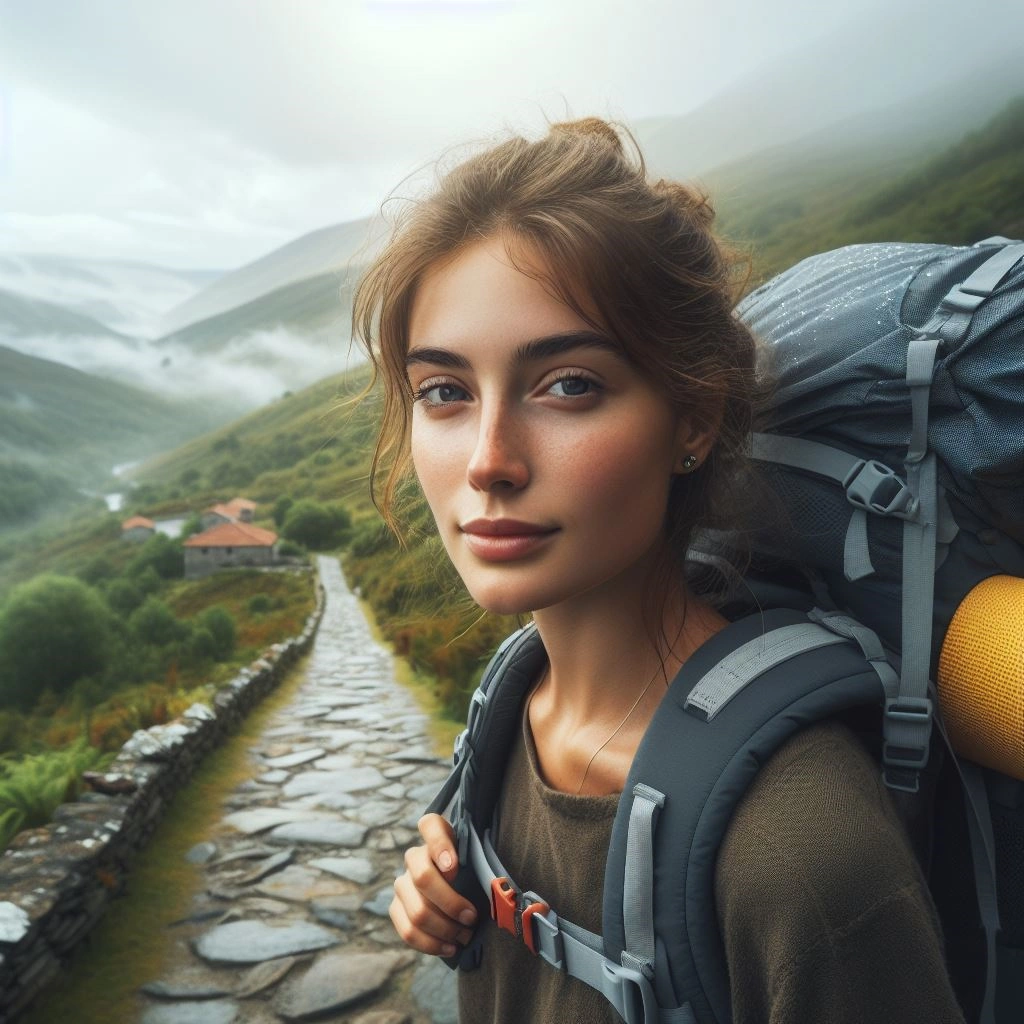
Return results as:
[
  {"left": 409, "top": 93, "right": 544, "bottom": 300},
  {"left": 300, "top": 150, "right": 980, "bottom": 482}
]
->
[{"left": 550, "top": 117, "right": 624, "bottom": 154}]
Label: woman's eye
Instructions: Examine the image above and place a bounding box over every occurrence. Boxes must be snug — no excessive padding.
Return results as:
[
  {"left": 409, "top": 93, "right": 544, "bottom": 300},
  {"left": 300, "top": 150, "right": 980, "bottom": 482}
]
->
[
  {"left": 548, "top": 375, "right": 598, "bottom": 398},
  {"left": 415, "top": 382, "right": 469, "bottom": 406}
]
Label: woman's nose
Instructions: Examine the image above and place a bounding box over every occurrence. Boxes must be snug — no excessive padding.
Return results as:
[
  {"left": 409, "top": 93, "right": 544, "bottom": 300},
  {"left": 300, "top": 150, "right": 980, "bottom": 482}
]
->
[{"left": 466, "top": 408, "right": 529, "bottom": 492}]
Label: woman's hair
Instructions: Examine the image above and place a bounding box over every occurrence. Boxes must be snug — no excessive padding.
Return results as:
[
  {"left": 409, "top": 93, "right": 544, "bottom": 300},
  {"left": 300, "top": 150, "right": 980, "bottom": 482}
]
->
[{"left": 352, "top": 115, "right": 765, "bottom": 580}]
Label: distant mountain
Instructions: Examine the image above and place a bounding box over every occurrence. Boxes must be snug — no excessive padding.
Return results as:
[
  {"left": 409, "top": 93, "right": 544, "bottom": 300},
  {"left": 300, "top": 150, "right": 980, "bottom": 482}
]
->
[
  {"left": 154, "top": 270, "right": 352, "bottom": 355},
  {"left": 0, "top": 344, "right": 224, "bottom": 483},
  {"left": 0, "top": 287, "right": 133, "bottom": 340},
  {"left": 0, "top": 253, "right": 220, "bottom": 339},
  {"left": 708, "top": 93, "right": 1024, "bottom": 280},
  {"left": 633, "top": 23, "right": 1024, "bottom": 183},
  {"left": 158, "top": 218, "right": 387, "bottom": 335}
]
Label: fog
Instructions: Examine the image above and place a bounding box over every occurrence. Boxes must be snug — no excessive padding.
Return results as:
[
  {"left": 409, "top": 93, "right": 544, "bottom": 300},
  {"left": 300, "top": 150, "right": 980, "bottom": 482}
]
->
[{"left": 1, "top": 0, "right": 1021, "bottom": 270}]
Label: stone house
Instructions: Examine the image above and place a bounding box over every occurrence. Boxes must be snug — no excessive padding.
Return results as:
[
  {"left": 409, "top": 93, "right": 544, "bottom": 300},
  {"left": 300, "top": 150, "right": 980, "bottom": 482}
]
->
[
  {"left": 120, "top": 515, "right": 155, "bottom": 543},
  {"left": 183, "top": 522, "right": 279, "bottom": 579},
  {"left": 200, "top": 497, "right": 257, "bottom": 531}
]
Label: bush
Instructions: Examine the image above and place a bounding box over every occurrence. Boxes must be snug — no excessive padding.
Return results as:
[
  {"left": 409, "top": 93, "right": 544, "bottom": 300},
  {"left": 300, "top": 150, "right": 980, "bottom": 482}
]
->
[
  {"left": 277, "top": 539, "right": 306, "bottom": 559},
  {"left": 349, "top": 518, "right": 394, "bottom": 559},
  {"left": 273, "top": 495, "right": 294, "bottom": 528},
  {"left": 0, "top": 575, "right": 113, "bottom": 711},
  {"left": 282, "top": 500, "right": 352, "bottom": 550},
  {"left": 129, "top": 597, "right": 187, "bottom": 648},
  {"left": 188, "top": 627, "right": 219, "bottom": 663},
  {"left": 128, "top": 533, "right": 184, "bottom": 580},
  {"left": 248, "top": 594, "right": 271, "bottom": 614},
  {"left": 104, "top": 578, "right": 144, "bottom": 616},
  {"left": 198, "top": 606, "right": 235, "bottom": 661}
]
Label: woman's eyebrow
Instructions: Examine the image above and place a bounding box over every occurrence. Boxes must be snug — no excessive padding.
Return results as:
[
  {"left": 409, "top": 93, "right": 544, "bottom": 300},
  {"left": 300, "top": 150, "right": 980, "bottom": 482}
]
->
[{"left": 405, "top": 331, "right": 624, "bottom": 369}]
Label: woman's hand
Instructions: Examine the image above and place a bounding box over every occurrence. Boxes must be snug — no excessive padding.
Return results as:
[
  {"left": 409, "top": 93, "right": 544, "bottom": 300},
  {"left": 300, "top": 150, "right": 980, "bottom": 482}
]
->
[{"left": 390, "top": 813, "right": 479, "bottom": 956}]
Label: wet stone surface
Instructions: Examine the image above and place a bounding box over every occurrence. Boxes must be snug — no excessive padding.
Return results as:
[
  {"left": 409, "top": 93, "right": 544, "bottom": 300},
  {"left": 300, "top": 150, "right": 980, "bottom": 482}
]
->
[{"left": 137, "top": 556, "right": 457, "bottom": 1023}]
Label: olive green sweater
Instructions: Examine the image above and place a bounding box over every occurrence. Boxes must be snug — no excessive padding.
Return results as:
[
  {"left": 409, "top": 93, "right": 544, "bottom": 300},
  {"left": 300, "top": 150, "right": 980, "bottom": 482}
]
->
[{"left": 458, "top": 714, "right": 966, "bottom": 1024}]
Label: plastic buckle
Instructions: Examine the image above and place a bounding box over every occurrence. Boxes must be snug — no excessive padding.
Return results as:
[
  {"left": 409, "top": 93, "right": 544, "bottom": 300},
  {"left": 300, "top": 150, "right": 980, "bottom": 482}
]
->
[
  {"left": 843, "top": 460, "right": 917, "bottom": 518},
  {"left": 489, "top": 879, "right": 551, "bottom": 956},
  {"left": 524, "top": 897, "right": 564, "bottom": 970},
  {"left": 882, "top": 696, "right": 933, "bottom": 793},
  {"left": 465, "top": 688, "right": 487, "bottom": 738},
  {"left": 599, "top": 960, "right": 660, "bottom": 1024},
  {"left": 452, "top": 729, "right": 468, "bottom": 767}
]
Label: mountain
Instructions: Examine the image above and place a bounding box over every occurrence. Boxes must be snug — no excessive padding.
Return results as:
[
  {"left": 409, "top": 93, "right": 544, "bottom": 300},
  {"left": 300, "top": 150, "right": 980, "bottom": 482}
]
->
[
  {"left": 158, "top": 218, "right": 387, "bottom": 335},
  {"left": 707, "top": 93, "right": 1024, "bottom": 280},
  {"left": 0, "top": 344, "right": 223, "bottom": 483},
  {"left": 632, "top": 21, "right": 1024, "bottom": 184},
  {"left": 0, "top": 253, "right": 220, "bottom": 339},
  {"left": 0, "top": 287, "right": 133, "bottom": 341}
]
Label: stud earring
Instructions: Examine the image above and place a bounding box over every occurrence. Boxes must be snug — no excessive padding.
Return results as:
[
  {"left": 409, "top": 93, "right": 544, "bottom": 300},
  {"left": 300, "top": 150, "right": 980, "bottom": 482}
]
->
[{"left": 679, "top": 454, "right": 699, "bottom": 472}]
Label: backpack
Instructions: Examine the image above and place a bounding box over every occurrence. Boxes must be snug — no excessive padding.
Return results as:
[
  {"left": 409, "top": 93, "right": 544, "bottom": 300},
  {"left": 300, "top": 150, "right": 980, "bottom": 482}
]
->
[{"left": 426, "top": 238, "right": 1024, "bottom": 1024}]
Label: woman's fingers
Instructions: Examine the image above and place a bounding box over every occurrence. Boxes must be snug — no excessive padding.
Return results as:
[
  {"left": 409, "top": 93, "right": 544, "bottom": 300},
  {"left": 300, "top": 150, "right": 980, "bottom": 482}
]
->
[
  {"left": 391, "top": 871, "right": 475, "bottom": 951},
  {"left": 403, "top": 842, "right": 478, "bottom": 929},
  {"left": 418, "top": 813, "right": 459, "bottom": 882}
]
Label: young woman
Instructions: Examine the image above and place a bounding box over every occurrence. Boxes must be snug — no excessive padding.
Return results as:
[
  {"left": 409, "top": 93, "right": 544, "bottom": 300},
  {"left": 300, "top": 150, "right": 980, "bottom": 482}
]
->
[{"left": 354, "top": 118, "right": 965, "bottom": 1023}]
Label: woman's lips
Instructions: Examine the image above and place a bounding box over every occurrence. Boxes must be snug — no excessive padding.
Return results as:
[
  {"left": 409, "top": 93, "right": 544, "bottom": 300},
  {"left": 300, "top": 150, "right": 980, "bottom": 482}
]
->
[{"left": 459, "top": 519, "right": 559, "bottom": 561}]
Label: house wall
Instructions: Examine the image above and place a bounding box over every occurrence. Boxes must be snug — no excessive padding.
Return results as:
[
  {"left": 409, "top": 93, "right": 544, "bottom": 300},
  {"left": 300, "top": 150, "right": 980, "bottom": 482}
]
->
[
  {"left": 184, "top": 544, "right": 276, "bottom": 579},
  {"left": 120, "top": 527, "right": 154, "bottom": 544},
  {"left": 199, "top": 512, "right": 232, "bottom": 531}
]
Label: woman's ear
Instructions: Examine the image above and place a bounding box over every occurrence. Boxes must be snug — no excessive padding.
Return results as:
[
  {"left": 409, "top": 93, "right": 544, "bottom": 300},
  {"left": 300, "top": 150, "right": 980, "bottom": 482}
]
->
[{"left": 672, "top": 405, "right": 721, "bottom": 474}]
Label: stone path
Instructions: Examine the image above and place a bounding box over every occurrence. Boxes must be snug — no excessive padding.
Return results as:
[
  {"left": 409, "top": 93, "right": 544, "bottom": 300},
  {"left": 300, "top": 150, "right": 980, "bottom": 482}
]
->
[{"left": 135, "top": 556, "right": 457, "bottom": 1024}]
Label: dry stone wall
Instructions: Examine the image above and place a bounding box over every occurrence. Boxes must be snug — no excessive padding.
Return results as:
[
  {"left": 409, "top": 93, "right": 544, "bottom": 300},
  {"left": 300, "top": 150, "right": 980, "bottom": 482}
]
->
[{"left": 0, "top": 581, "right": 326, "bottom": 1024}]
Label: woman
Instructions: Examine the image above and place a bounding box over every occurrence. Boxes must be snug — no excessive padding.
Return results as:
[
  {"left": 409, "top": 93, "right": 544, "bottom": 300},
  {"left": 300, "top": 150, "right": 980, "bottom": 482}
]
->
[{"left": 354, "top": 118, "right": 965, "bottom": 1023}]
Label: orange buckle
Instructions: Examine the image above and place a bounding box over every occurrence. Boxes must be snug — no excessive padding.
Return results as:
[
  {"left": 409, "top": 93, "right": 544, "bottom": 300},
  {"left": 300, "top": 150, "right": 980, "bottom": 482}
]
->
[{"left": 490, "top": 877, "right": 550, "bottom": 955}]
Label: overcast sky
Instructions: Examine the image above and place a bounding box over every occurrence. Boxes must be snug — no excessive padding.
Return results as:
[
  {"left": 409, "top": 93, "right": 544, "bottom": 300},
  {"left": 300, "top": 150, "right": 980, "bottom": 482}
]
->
[{"left": 0, "top": 0, "right": 1017, "bottom": 271}]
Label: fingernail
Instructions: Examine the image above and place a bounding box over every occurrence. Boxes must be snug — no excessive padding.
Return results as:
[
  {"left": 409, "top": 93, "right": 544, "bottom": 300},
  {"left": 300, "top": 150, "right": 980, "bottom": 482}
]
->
[
  {"left": 442, "top": 943, "right": 457, "bottom": 956},
  {"left": 438, "top": 851, "right": 453, "bottom": 871},
  {"left": 459, "top": 909, "right": 476, "bottom": 925}
]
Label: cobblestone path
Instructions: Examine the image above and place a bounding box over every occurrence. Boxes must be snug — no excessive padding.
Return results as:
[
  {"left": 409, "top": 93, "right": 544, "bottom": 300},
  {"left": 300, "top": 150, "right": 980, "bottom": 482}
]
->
[{"left": 135, "top": 556, "right": 457, "bottom": 1024}]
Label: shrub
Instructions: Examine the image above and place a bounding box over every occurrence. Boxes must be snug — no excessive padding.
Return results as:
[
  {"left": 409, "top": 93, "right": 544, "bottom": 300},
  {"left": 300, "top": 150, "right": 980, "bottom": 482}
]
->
[
  {"left": 248, "top": 594, "right": 272, "bottom": 614},
  {"left": 128, "top": 534, "right": 184, "bottom": 580},
  {"left": 129, "top": 597, "right": 186, "bottom": 648},
  {"left": 272, "top": 495, "right": 294, "bottom": 528},
  {"left": 198, "top": 606, "right": 235, "bottom": 661},
  {"left": 0, "top": 575, "right": 113, "bottom": 711},
  {"left": 277, "top": 539, "right": 306, "bottom": 559},
  {"left": 282, "top": 500, "right": 352, "bottom": 550},
  {"left": 104, "top": 578, "right": 144, "bottom": 616}
]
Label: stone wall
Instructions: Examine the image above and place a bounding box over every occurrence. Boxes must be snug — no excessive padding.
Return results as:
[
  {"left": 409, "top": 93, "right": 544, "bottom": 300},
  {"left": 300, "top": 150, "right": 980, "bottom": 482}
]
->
[{"left": 0, "top": 580, "right": 326, "bottom": 1023}]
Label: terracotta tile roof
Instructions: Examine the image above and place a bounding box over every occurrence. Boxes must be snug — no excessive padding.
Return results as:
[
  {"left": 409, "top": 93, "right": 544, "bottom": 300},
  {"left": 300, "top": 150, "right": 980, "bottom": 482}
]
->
[
  {"left": 183, "top": 522, "right": 278, "bottom": 548},
  {"left": 204, "top": 503, "right": 236, "bottom": 520},
  {"left": 224, "top": 497, "right": 257, "bottom": 516},
  {"left": 121, "top": 516, "right": 155, "bottom": 530}
]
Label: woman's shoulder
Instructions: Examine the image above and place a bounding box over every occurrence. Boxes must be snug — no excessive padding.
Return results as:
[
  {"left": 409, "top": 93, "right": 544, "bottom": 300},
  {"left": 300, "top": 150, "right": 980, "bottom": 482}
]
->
[{"left": 714, "top": 719, "right": 923, "bottom": 920}]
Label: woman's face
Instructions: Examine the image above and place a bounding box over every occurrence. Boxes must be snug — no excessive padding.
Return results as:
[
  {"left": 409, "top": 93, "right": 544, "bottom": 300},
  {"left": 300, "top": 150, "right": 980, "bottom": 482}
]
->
[{"left": 406, "top": 236, "right": 698, "bottom": 617}]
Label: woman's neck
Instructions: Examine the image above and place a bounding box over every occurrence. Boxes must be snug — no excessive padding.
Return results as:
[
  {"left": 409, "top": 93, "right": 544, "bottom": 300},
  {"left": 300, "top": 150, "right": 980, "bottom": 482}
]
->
[{"left": 527, "top": 556, "right": 727, "bottom": 774}]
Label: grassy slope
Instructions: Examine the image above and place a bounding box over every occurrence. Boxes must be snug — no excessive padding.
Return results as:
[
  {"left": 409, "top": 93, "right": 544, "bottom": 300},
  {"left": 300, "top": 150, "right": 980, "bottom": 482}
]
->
[
  {"left": 0, "top": 345, "right": 221, "bottom": 478},
  {"left": 711, "top": 94, "right": 1024, "bottom": 283},
  {"left": 0, "top": 287, "right": 132, "bottom": 339},
  {"left": 154, "top": 268, "right": 361, "bottom": 355}
]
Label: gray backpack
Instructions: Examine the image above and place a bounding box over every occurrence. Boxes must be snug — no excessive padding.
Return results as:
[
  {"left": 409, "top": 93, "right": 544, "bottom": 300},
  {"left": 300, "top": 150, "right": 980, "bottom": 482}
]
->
[{"left": 427, "top": 238, "right": 1024, "bottom": 1024}]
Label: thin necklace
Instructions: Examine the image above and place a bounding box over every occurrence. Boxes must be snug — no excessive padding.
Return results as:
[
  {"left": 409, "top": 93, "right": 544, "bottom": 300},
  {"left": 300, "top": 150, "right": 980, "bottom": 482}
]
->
[{"left": 530, "top": 661, "right": 667, "bottom": 796}]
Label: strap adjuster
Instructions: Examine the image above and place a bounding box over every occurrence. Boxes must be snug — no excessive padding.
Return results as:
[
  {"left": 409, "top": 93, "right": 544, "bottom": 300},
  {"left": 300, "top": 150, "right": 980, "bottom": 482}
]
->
[
  {"left": 882, "top": 696, "right": 933, "bottom": 792},
  {"left": 843, "top": 459, "right": 917, "bottom": 518},
  {"left": 490, "top": 877, "right": 551, "bottom": 955}
]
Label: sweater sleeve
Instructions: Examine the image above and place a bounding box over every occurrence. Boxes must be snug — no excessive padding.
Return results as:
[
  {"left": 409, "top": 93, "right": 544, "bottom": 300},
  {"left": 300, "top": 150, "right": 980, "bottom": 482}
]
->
[{"left": 714, "top": 721, "right": 966, "bottom": 1024}]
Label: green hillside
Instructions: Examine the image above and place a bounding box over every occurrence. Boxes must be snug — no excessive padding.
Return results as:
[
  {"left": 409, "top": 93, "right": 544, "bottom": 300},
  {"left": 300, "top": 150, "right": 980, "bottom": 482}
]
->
[
  {"left": 712, "top": 94, "right": 1024, "bottom": 281},
  {"left": 0, "top": 288, "right": 131, "bottom": 339},
  {"left": 154, "top": 268, "right": 362, "bottom": 355}
]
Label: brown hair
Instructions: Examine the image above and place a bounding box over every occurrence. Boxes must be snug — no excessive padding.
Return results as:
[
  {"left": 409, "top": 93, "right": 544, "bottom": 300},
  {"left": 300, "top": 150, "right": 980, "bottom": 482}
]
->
[{"left": 352, "top": 116, "right": 764, "bottom": 576}]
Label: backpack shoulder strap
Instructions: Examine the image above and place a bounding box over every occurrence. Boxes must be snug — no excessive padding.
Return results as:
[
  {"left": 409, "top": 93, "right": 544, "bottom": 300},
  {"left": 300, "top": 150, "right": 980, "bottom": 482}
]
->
[{"left": 603, "top": 608, "right": 896, "bottom": 1023}]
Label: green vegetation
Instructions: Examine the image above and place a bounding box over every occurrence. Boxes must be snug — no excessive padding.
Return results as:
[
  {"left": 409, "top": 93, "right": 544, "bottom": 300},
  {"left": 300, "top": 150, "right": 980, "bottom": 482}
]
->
[
  {"left": 282, "top": 498, "right": 352, "bottom": 550},
  {"left": 0, "top": 741, "right": 109, "bottom": 849},
  {"left": 712, "top": 94, "right": 1024, "bottom": 283}
]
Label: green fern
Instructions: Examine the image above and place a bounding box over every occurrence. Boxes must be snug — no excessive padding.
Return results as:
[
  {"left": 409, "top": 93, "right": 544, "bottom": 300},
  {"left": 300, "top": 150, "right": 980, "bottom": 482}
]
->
[{"left": 0, "top": 741, "right": 108, "bottom": 850}]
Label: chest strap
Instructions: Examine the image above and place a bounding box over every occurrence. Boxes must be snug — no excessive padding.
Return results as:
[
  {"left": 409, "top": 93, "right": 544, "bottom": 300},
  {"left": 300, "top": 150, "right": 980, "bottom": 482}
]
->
[{"left": 464, "top": 818, "right": 685, "bottom": 1024}]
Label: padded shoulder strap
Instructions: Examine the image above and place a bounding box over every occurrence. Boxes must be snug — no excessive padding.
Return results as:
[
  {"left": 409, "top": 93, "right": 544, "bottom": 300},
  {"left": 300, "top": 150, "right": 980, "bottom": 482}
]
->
[{"left": 603, "top": 609, "right": 892, "bottom": 1023}]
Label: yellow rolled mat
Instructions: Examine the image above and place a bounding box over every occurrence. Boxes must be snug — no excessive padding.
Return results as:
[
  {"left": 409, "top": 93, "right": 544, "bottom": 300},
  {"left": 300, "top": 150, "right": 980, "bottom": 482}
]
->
[{"left": 938, "top": 574, "right": 1024, "bottom": 780}]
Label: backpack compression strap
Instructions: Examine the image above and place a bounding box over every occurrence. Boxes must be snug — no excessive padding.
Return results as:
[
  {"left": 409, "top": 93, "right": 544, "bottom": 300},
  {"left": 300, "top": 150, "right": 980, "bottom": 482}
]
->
[{"left": 751, "top": 239, "right": 1024, "bottom": 794}]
